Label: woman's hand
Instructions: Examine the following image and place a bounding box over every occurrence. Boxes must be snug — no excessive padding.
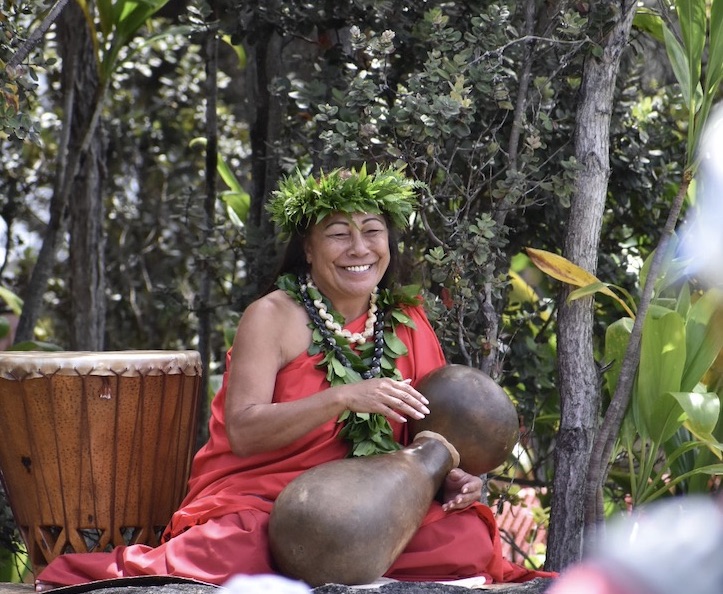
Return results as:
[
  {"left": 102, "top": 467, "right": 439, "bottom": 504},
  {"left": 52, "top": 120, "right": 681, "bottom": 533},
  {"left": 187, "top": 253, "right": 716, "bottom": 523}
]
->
[
  {"left": 340, "top": 377, "right": 430, "bottom": 424},
  {"left": 440, "top": 468, "right": 482, "bottom": 512}
]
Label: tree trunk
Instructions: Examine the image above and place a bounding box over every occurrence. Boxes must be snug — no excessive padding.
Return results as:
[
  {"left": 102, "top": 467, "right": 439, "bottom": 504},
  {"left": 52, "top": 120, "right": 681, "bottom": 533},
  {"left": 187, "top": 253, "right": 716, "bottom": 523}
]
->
[
  {"left": 545, "top": 0, "right": 636, "bottom": 571},
  {"left": 196, "top": 26, "right": 219, "bottom": 450},
  {"left": 62, "top": 0, "right": 106, "bottom": 351},
  {"left": 14, "top": 0, "right": 106, "bottom": 349},
  {"left": 244, "top": 25, "right": 285, "bottom": 300}
]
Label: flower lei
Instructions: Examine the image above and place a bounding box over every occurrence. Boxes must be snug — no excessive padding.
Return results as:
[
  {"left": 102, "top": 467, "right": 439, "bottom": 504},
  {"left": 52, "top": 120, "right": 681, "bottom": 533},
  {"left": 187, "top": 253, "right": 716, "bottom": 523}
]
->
[{"left": 277, "top": 273, "right": 421, "bottom": 457}]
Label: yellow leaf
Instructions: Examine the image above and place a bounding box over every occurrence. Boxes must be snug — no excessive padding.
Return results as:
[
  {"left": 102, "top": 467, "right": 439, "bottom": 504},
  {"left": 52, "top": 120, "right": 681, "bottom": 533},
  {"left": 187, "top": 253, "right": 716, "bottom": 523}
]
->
[
  {"left": 525, "top": 247, "right": 600, "bottom": 287},
  {"left": 526, "top": 247, "right": 635, "bottom": 317}
]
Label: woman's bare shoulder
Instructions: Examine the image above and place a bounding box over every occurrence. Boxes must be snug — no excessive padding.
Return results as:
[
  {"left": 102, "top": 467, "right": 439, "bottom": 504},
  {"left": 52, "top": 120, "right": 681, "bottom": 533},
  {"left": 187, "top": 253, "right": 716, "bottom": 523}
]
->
[
  {"left": 235, "top": 289, "right": 310, "bottom": 362},
  {"left": 245, "top": 289, "right": 298, "bottom": 316}
]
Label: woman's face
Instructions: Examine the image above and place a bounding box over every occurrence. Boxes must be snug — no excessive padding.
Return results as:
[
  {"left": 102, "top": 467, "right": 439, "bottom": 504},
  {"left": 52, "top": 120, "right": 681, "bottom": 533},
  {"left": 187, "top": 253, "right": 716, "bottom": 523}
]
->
[{"left": 304, "top": 212, "right": 390, "bottom": 308}]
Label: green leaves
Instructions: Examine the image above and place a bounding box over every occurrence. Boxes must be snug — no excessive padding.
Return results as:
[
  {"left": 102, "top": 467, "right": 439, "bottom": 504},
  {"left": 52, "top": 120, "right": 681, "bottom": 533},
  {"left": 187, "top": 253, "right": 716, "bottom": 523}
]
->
[
  {"left": 338, "top": 411, "right": 400, "bottom": 457},
  {"left": 636, "top": 311, "right": 686, "bottom": 442},
  {"left": 609, "top": 284, "right": 723, "bottom": 506},
  {"left": 267, "top": 164, "right": 423, "bottom": 234},
  {"left": 676, "top": 0, "right": 706, "bottom": 110},
  {"left": 79, "top": 0, "right": 175, "bottom": 83},
  {"left": 682, "top": 289, "right": 723, "bottom": 392},
  {"left": 0, "top": 286, "right": 23, "bottom": 316},
  {"left": 647, "top": 0, "right": 723, "bottom": 166},
  {"left": 190, "top": 137, "right": 251, "bottom": 227}
]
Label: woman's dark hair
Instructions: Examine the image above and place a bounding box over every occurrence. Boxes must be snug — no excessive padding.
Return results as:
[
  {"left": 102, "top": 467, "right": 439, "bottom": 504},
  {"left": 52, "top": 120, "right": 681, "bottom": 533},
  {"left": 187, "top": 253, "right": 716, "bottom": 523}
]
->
[{"left": 265, "top": 216, "right": 401, "bottom": 294}]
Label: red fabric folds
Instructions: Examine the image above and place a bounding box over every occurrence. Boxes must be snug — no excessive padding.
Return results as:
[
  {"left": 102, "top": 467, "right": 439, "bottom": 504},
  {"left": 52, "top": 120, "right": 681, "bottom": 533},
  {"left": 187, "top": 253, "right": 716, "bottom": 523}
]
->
[{"left": 36, "top": 305, "right": 553, "bottom": 588}]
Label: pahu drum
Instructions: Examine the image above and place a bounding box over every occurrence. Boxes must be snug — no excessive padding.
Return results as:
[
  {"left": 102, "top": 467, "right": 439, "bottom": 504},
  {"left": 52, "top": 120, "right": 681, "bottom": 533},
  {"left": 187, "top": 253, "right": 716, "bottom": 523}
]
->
[
  {"left": 269, "top": 431, "right": 460, "bottom": 586},
  {"left": 409, "top": 364, "right": 520, "bottom": 475},
  {"left": 0, "top": 350, "right": 202, "bottom": 573}
]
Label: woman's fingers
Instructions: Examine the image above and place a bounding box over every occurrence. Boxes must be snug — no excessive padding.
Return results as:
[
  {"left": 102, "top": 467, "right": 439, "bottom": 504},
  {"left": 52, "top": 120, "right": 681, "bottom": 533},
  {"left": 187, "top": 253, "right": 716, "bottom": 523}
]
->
[
  {"left": 390, "top": 379, "right": 429, "bottom": 417},
  {"left": 441, "top": 469, "right": 482, "bottom": 511},
  {"left": 344, "top": 377, "right": 430, "bottom": 422}
]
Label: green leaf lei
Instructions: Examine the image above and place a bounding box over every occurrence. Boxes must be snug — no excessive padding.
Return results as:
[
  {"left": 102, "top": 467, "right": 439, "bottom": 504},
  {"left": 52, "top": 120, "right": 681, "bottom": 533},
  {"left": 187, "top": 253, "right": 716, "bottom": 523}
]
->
[{"left": 277, "top": 273, "right": 420, "bottom": 457}]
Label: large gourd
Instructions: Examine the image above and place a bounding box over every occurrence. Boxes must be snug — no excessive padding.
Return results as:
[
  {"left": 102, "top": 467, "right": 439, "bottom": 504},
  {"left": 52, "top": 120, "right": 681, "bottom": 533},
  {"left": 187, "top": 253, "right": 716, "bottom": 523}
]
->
[
  {"left": 409, "top": 364, "right": 519, "bottom": 475},
  {"left": 269, "top": 431, "right": 459, "bottom": 586}
]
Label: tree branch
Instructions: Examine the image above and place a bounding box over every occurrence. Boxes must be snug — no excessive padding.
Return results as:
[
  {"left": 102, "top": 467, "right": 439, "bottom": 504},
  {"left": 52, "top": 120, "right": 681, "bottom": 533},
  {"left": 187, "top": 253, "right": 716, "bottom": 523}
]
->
[
  {"left": 585, "top": 172, "right": 692, "bottom": 533},
  {"left": 7, "top": 0, "right": 71, "bottom": 68}
]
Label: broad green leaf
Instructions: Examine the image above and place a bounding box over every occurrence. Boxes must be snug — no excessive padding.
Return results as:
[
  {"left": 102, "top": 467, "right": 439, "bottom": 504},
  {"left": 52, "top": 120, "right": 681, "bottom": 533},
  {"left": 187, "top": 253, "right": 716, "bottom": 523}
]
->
[
  {"left": 675, "top": 0, "right": 706, "bottom": 107},
  {"left": 695, "top": 463, "right": 723, "bottom": 474},
  {"left": 383, "top": 332, "right": 408, "bottom": 356},
  {"left": 188, "top": 139, "right": 251, "bottom": 223},
  {"left": 221, "top": 192, "right": 250, "bottom": 227},
  {"left": 102, "top": 0, "right": 172, "bottom": 78},
  {"left": 647, "top": 303, "right": 677, "bottom": 319},
  {"left": 633, "top": 8, "right": 664, "bottom": 43},
  {"left": 639, "top": 234, "right": 679, "bottom": 295},
  {"left": 96, "top": 0, "right": 114, "bottom": 37},
  {"left": 705, "top": 0, "right": 723, "bottom": 103},
  {"left": 675, "top": 283, "right": 691, "bottom": 317},
  {"left": 636, "top": 311, "right": 686, "bottom": 442},
  {"left": 663, "top": 23, "right": 693, "bottom": 107},
  {"left": 603, "top": 317, "right": 633, "bottom": 399},
  {"left": 218, "top": 155, "right": 245, "bottom": 193},
  {"left": 682, "top": 289, "right": 723, "bottom": 391},
  {"left": 669, "top": 391, "right": 720, "bottom": 437},
  {"left": 330, "top": 356, "right": 347, "bottom": 379},
  {"left": 117, "top": 0, "right": 170, "bottom": 43},
  {"left": 222, "top": 34, "right": 247, "bottom": 69},
  {"left": 656, "top": 258, "right": 691, "bottom": 296},
  {"left": 0, "top": 286, "right": 23, "bottom": 314}
]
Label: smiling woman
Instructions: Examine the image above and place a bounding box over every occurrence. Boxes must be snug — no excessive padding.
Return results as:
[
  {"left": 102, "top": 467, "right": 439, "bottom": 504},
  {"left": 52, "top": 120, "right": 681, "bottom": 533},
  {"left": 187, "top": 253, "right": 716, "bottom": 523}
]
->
[{"left": 34, "top": 165, "right": 554, "bottom": 590}]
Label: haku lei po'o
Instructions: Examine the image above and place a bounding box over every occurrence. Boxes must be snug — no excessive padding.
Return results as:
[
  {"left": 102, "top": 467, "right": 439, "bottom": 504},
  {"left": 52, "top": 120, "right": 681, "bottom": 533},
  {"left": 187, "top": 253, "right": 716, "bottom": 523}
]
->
[{"left": 277, "top": 273, "right": 420, "bottom": 457}]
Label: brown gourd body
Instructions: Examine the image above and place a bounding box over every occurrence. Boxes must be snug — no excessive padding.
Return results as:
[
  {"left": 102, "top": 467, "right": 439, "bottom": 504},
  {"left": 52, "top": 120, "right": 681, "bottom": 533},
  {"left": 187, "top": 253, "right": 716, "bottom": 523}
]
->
[
  {"left": 409, "top": 364, "right": 520, "bottom": 476},
  {"left": 268, "top": 431, "right": 459, "bottom": 586}
]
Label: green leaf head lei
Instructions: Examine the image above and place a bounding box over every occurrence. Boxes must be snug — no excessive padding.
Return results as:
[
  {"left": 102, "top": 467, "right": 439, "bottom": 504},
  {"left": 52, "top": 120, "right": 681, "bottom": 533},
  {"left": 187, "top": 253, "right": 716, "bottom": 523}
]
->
[{"left": 266, "top": 163, "right": 423, "bottom": 234}]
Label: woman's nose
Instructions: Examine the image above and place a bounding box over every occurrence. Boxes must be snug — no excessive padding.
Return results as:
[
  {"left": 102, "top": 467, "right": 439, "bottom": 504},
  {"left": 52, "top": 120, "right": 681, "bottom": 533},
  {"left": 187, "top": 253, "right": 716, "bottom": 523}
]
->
[{"left": 348, "top": 231, "right": 370, "bottom": 254}]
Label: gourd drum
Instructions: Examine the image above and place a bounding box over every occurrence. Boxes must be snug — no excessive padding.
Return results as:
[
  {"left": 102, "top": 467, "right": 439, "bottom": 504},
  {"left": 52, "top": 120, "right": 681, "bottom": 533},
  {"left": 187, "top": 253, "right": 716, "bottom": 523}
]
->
[
  {"left": 409, "top": 364, "right": 520, "bottom": 475},
  {"left": 0, "top": 350, "right": 202, "bottom": 572},
  {"left": 269, "top": 431, "right": 460, "bottom": 586}
]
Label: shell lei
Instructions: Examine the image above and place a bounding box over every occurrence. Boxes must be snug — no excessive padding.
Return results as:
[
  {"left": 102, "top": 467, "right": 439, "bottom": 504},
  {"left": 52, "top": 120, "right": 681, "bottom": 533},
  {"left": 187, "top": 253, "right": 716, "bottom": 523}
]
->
[{"left": 277, "top": 273, "right": 421, "bottom": 457}]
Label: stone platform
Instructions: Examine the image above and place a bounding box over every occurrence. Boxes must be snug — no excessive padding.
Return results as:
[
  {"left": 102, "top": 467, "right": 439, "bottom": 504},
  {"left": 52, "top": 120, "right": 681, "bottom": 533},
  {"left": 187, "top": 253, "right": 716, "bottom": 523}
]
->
[{"left": 0, "top": 577, "right": 554, "bottom": 594}]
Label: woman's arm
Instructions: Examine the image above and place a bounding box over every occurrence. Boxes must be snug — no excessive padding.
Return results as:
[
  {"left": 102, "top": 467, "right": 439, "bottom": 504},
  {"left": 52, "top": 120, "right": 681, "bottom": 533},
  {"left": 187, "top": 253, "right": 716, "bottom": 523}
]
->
[{"left": 224, "top": 291, "right": 429, "bottom": 458}]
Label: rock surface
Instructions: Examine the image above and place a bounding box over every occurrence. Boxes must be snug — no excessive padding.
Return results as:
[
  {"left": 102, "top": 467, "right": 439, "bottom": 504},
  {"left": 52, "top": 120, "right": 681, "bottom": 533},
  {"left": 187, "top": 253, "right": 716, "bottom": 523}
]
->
[{"left": 0, "top": 577, "right": 554, "bottom": 594}]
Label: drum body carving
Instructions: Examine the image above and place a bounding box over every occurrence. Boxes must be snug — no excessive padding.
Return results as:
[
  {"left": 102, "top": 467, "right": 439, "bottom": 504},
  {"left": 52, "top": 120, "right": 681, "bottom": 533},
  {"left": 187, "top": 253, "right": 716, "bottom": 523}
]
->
[
  {"left": 0, "top": 350, "right": 202, "bottom": 573},
  {"left": 269, "top": 431, "right": 459, "bottom": 587},
  {"left": 409, "top": 364, "right": 520, "bottom": 476}
]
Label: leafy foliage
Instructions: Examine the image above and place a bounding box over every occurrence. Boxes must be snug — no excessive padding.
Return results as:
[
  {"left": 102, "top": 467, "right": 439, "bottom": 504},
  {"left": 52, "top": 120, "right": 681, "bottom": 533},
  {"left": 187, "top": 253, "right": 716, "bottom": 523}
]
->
[{"left": 0, "top": 0, "right": 46, "bottom": 143}]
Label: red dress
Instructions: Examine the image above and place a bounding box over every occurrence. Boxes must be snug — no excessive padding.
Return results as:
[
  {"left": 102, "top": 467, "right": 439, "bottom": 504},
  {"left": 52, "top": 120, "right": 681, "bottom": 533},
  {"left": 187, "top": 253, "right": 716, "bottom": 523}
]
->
[{"left": 36, "top": 305, "right": 549, "bottom": 587}]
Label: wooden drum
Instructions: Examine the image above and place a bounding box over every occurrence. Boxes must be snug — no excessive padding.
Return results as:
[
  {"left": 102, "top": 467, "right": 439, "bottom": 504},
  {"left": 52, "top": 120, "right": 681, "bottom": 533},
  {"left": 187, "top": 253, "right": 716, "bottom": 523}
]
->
[{"left": 0, "top": 350, "right": 202, "bottom": 573}]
